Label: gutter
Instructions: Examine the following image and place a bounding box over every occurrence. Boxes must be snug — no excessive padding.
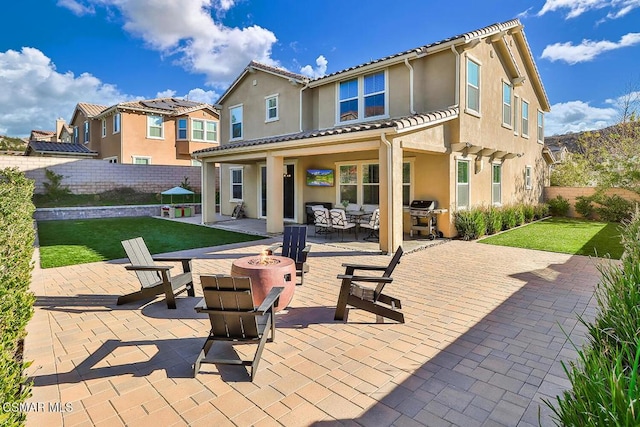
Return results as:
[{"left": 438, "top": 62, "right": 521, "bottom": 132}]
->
[
  {"left": 299, "top": 80, "right": 310, "bottom": 132},
  {"left": 404, "top": 59, "right": 416, "bottom": 115},
  {"left": 450, "top": 45, "right": 460, "bottom": 107}
]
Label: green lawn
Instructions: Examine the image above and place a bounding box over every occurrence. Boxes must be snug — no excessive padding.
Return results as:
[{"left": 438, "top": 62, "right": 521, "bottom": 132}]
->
[
  {"left": 37, "top": 217, "right": 265, "bottom": 268},
  {"left": 479, "top": 217, "right": 624, "bottom": 259}
]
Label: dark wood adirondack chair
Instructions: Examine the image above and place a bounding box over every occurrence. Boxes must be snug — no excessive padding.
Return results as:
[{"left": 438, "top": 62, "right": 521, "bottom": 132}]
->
[
  {"left": 194, "top": 275, "right": 283, "bottom": 381},
  {"left": 118, "top": 237, "right": 195, "bottom": 309},
  {"left": 267, "top": 225, "right": 311, "bottom": 285},
  {"left": 334, "top": 246, "right": 404, "bottom": 323}
]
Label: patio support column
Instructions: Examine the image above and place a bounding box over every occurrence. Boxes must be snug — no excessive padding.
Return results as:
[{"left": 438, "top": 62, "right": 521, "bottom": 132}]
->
[
  {"left": 266, "top": 153, "right": 284, "bottom": 233},
  {"left": 379, "top": 134, "right": 404, "bottom": 254},
  {"left": 202, "top": 160, "right": 217, "bottom": 224}
]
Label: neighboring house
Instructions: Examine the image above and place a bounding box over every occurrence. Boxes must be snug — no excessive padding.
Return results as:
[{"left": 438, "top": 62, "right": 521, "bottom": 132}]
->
[
  {"left": 193, "top": 19, "right": 551, "bottom": 253},
  {"left": 26, "top": 118, "right": 97, "bottom": 158},
  {"left": 69, "top": 98, "right": 219, "bottom": 165}
]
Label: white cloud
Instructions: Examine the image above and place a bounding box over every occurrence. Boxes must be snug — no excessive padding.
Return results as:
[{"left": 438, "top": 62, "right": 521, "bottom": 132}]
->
[
  {"left": 183, "top": 88, "right": 219, "bottom": 104},
  {"left": 61, "top": 0, "right": 278, "bottom": 88},
  {"left": 56, "top": 0, "right": 94, "bottom": 16},
  {"left": 541, "top": 33, "right": 640, "bottom": 64},
  {"left": 537, "top": 0, "right": 640, "bottom": 19},
  {"left": 300, "top": 55, "right": 328, "bottom": 79},
  {"left": 545, "top": 100, "right": 618, "bottom": 135},
  {"left": 0, "top": 47, "right": 133, "bottom": 137}
]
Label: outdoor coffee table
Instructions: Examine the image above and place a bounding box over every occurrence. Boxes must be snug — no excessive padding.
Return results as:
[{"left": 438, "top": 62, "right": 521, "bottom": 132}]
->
[{"left": 230, "top": 254, "right": 296, "bottom": 312}]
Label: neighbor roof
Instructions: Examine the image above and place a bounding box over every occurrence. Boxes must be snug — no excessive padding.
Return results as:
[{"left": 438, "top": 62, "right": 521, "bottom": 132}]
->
[
  {"left": 95, "top": 97, "right": 218, "bottom": 119},
  {"left": 25, "top": 141, "right": 98, "bottom": 157},
  {"left": 194, "top": 107, "right": 459, "bottom": 156}
]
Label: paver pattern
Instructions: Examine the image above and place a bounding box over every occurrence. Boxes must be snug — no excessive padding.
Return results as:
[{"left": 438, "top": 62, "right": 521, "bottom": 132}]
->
[{"left": 25, "top": 239, "right": 603, "bottom": 426}]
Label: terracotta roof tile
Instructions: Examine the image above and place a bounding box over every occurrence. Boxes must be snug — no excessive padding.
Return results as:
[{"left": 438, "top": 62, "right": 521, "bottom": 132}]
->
[{"left": 77, "top": 102, "right": 108, "bottom": 117}]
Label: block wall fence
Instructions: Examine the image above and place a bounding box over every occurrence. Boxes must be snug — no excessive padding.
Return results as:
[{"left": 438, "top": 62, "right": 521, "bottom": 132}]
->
[
  {"left": 0, "top": 155, "right": 218, "bottom": 194},
  {"left": 544, "top": 186, "right": 640, "bottom": 218}
]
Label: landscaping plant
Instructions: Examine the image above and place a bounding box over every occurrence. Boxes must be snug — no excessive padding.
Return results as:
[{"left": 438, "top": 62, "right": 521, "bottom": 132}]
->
[
  {"left": 548, "top": 195, "right": 570, "bottom": 216},
  {"left": 545, "top": 208, "right": 640, "bottom": 425},
  {"left": 574, "top": 195, "right": 595, "bottom": 219},
  {"left": 483, "top": 206, "right": 502, "bottom": 235},
  {"left": 453, "top": 209, "right": 485, "bottom": 240},
  {"left": 0, "top": 168, "right": 36, "bottom": 426}
]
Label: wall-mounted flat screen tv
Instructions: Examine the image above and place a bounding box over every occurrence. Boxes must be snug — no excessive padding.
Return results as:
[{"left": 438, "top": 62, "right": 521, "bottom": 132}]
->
[{"left": 306, "top": 169, "right": 334, "bottom": 187}]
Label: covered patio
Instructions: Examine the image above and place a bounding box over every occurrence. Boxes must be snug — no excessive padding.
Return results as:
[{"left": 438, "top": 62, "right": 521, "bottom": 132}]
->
[{"left": 25, "top": 236, "right": 600, "bottom": 426}]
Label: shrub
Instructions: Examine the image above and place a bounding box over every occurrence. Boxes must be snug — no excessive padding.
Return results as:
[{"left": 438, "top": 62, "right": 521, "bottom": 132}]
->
[
  {"left": 484, "top": 206, "right": 502, "bottom": 235},
  {"left": 454, "top": 208, "right": 486, "bottom": 240},
  {"left": 42, "top": 168, "right": 71, "bottom": 201},
  {"left": 513, "top": 205, "right": 525, "bottom": 226},
  {"left": 534, "top": 203, "right": 550, "bottom": 219},
  {"left": 501, "top": 206, "right": 517, "bottom": 230},
  {"left": 522, "top": 204, "right": 535, "bottom": 223},
  {"left": 548, "top": 195, "right": 570, "bottom": 216},
  {"left": 593, "top": 194, "right": 634, "bottom": 223},
  {"left": 546, "top": 208, "right": 640, "bottom": 425},
  {"left": 574, "top": 195, "right": 595, "bottom": 219},
  {"left": 0, "top": 168, "right": 36, "bottom": 425}
]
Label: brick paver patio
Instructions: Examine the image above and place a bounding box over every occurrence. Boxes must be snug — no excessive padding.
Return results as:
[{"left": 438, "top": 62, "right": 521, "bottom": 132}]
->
[{"left": 25, "top": 239, "right": 602, "bottom": 426}]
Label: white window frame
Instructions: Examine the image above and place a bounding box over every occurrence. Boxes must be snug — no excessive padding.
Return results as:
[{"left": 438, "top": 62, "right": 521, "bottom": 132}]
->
[
  {"left": 74, "top": 127, "right": 78, "bottom": 144},
  {"left": 402, "top": 160, "right": 414, "bottom": 207},
  {"left": 502, "top": 81, "right": 512, "bottom": 128},
  {"left": 146, "top": 115, "right": 164, "bottom": 139},
  {"left": 513, "top": 95, "right": 520, "bottom": 135},
  {"left": 101, "top": 119, "right": 106, "bottom": 138},
  {"left": 525, "top": 165, "right": 532, "bottom": 190},
  {"left": 132, "top": 156, "right": 151, "bottom": 165},
  {"left": 361, "top": 163, "right": 380, "bottom": 206},
  {"left": 230, "top": 104, "right": 243, "bottom": 141},
  {"left": 191, "top": 119, "right": 217, "bottom": 142},
  {"left": 336, "top": 70, "right": 388, "bottom": 124},
  {"left": 456, "top": 159, "right": 470, "bottom": 210},
  {"left": 521, "top": 100, "right": 529, "bottom": 138},
  {"left": 265, "top": 94, "right": 279, "bottom": 122},
  {"left": 537, "top": 109, "right": 544, "bottom": 144},
  {"left": 104, "top": 156, "right": 118, "bottom": 163},
  {"left": 177, "top": 118, "right": 187, "bottom": 140},
  {"left": 113, "top": 113, "right": 121, "bottom": 134},
  {"left": 230, "top": 167, "right": 244, "bottom": 201},
  {"left": 335, "top": 159, "right": 412, "bottom": 206},
  {"left": 466, "top": 56, "right": 481, "bottom": 116},
  {"left": 492, "top": 163, "right": 502, "bottom": 206},
  {"left": 191, "top": 159, "right": 202, "bottom": 167},
  {"left": 83, "top": 121, "right": 89, "bottom": 144}
]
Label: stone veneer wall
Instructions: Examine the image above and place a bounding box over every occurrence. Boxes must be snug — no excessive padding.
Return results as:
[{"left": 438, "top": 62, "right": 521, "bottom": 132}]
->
[
  {"left": 544, "top": 186, "right": 640, "bottom": 218},
  {"left": 0, "top": 155, "right": 210, "bottom": 194},
  {"left": 34, "top": 204, "right": 202, "bottom": 221}
]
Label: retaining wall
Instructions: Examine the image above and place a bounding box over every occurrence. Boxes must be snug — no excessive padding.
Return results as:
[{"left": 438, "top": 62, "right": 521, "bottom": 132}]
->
[
  {"left": 34, "top": 204, "right": 202, "bottom": 221},
  {"left": 0, "top": 155, "right": 213, "bottom": 194}
]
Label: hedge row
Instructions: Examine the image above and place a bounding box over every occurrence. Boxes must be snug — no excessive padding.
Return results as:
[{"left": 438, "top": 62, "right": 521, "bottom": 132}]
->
[
  {"left": 453, "top": 203, "right": 549, "bottom": 240},
  {"left": 546, "top": 209, "right": 640, "bottom": 425},
  {"left": 0, "top": 168, "right": 36, "bottom": 426}
]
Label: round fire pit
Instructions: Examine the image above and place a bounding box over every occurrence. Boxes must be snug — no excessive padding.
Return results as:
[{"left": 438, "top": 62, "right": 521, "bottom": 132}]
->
[{"left": 230, "top": 255, "right": 296, "bottom": 312}]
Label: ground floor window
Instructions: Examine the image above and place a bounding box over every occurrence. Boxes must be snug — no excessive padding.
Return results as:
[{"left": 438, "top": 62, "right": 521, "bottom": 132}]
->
[
  {"left": 492, "top": 164, "right": 502, "bottom": 205},
  {"left": 456, "top": 159, "right": 470, "bottom": 209},
  {"left": 133, "top": 156, "right": 151, "bottom": 165},
  {"left": 337, "top": 160, "right": 411, "bottom": 206},
  {"left": 230, "top": 167, "right": 243, "bottom": 201},
  {"left": 525, "top": 166, "right": 532, "bottom": 189}
]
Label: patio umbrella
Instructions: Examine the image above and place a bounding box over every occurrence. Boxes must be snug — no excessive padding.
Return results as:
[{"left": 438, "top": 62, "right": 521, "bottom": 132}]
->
[{"left": 161, "top": 186, "right": 194, "bottom": 204}]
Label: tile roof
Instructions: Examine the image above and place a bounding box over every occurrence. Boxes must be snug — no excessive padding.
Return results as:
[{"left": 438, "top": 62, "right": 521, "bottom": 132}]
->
[
  {"left": 77, "top": 102, "right": 108, "bottom": 117},
  {"left": 27, "top": 141, "right": 98, "bottom": 156},
  {"left": 247, "top": 61, "right": 308, "bottom": 82},
  {"left": 30, "top": 130, "right": 55, "bottom": 137},
  {"left": 194, "top": 107, "right": 459, "bottom": 155},
  {"left": 101, "top": 98, "right": 217, "bottom": 117}
]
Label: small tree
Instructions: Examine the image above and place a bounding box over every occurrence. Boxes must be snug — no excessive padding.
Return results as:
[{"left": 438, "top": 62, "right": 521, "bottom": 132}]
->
[{"left": 42, "top": 168, "right": 70, "bottom": 201}]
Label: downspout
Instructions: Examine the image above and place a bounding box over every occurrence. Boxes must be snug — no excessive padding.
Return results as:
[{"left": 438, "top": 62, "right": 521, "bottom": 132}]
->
[
  {"left": 451, "top": 45, "right": 460, "bottom": 107},
  {"left": 299, "top": 80, "right": 310, "bottom": 132},
  {"left": 404, "top": 58, "right": 416, "bottom": 115},
  {"left": 381, "top": 132, "right": 394, "bottom": 253}
]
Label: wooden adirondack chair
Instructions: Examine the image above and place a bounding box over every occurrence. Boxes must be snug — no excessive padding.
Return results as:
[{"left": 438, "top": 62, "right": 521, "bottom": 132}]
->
[
  {"left": 118, "top": 237, "right": 195, "bottom": 309},
  {"left": 194, "top": 275, "right": 283, "bottom": 381},
  {"left": 267, "top": 225, "right": 311, "bottom": 285},
  {"left": 334, "top": 246, "right": 404, "bottom": 323}
]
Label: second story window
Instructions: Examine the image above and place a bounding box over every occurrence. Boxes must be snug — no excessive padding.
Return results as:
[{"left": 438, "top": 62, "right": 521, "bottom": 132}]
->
[
  {"left": 230, "top": 105, "right": 243, "bottom": 140},
  {"left": 101, "top": 119, "right": 106, "bottom": 137},
  {"left": 147, "top": 115, "right": 163, "bottom": 139},
  {"left": 466, "top": 58, "right": 480, "bottom": 113},
  {"left": 265, "top": 95, "right": 278, "bottom": 122},
  {"left": 338, "top": 71, "right": 386, "bottom": 123},
  {"left": 113, "top": 113, "right": 121, "bottom": 134},
  {"left": 83, "top": 121, "right": 89, "bottom": 143},
  {"left": 192, "top": 119, "right": 217, "bottom": 142},
  {"left": 177, "top": 118, "right": 187, "bottom": 140},
  {"left": 502, "top": 82, "right": 512, "bottom": 127},
  {"left": 537, "top": 110, "right": 544, "bottom": 143},
  {"left": 522, "top": 100, "right": 529, "bottom": 137}
]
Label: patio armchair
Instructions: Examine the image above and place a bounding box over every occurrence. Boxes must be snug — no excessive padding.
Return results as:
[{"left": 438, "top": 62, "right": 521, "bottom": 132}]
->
[
  {"left": 359, "top": 209, "right": 380, "bottom": 241},
  {"left": 118, "top": 237, "right": 195, "bottom": 309},
  {"left": 313, "top": 207, "right": 332, "bottom": 237},
  {"left": 267, "top": 225, "right": 311, "bottom": 285},
  {"left": 194, "top": 274, "right": 283, "bottom": 381},
  {"left": 334, "top": 246, "right": 404, "bottom": 323},
  {"left": 329, "top": 208, "right": 357, "bottom": 241}
]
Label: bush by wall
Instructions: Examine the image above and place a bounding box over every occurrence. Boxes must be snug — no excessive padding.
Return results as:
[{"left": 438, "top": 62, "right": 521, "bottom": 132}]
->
[
  {"left": 546, "top": 208, "right": 640, "bottom": 425},
  {"left": 453, "top": 209, "right": 486, "bottom": 240},
  {"left": 548, "top": 195, "right": 571, "bottom": 216},
  {"left": 454, "top": 202, "right": 548, "bottom": 240},
  {"left": 0, "top": 168, "right": 35, "bottom": 426}
]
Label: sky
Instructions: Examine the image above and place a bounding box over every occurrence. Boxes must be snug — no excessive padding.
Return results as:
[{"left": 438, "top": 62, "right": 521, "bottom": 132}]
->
[{"left": 1, "top": 0, "right": 639, "bottom": 138}]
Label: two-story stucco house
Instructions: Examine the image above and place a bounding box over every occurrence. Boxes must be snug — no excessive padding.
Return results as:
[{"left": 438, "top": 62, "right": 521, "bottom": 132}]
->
[
  {"left": 69, "top": 98, "right": 219, "bottom": 165},
  {"left": 194, "top": 19, "right": 551, "bottom": 253}
]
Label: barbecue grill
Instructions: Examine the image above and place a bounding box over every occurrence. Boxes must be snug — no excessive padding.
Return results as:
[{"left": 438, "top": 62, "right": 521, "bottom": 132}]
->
[{"left": 409, "top": 200, "right": 445, "bottom": 239}]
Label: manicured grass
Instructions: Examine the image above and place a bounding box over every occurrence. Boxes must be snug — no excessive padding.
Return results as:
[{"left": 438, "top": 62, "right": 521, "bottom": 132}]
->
[
  {"left": 479, "top": 217, "right": 624, "bottom": 259},
  {"left": 37, "top": 217, "right": 265, "bottom": 268}
]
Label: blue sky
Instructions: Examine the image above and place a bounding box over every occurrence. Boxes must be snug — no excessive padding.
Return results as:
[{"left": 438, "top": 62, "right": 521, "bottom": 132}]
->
[{"left": 1, "top": 0, "right": 639, "bottom": 137}]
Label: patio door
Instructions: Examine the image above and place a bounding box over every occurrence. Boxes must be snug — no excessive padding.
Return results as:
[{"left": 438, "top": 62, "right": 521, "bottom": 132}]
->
[{"left": 259, "top": 164, "right": 295, "bottom": 221}]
